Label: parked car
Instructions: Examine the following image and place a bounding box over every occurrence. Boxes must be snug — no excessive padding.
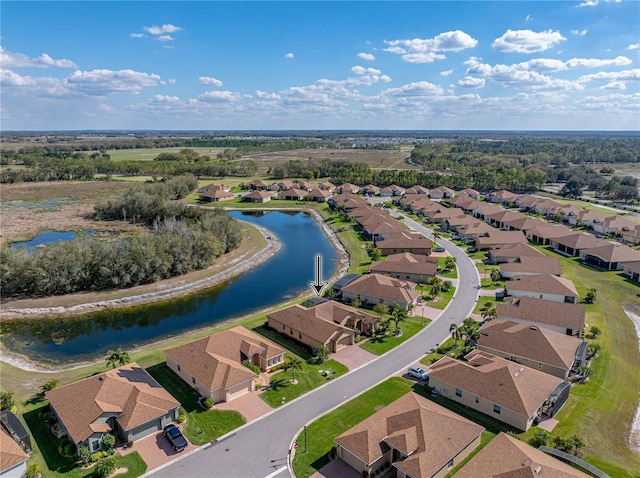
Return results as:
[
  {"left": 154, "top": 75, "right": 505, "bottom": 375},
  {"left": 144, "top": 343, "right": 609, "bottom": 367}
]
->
[
  {"left": 433, "top": 247, "right": 445, "bottom": 252},
  {"left": 163, "top": 424, "right": 188, "bottom": 452},
  {"left": 408, "top": 365, "right": 429, "bottom": 381}
]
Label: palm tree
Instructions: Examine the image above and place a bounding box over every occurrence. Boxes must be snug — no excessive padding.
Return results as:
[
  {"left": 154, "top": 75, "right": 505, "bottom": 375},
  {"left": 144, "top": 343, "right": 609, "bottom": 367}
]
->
[
  {"left": 430, "top": 276, "right": 444, "bottom": 299},
  {"left": 432, "top": 231, "right": 441, "bottom": 242},
  {"left": 480, "top": 302, "right": 497, "bottom": 321},
  {"left": 449, "top": 323, "right": 461, "bottom": 346},
  {"left": 284, "top": 355, "right": 304, "bottom": 383},
  {"left": 390, "top": 303, "right": 407, "bottom": 336},
  {"left": 443, "top": 256, "right": 457, "bottom": 272},
  {"left": 490, "top": 268, "right": 501, "bottom": 283},
  {"left": 105, "top": 348, "right": 131, "bottom": 369},
  {"left": 460, "top": 317, "right": 480, "bottom": 348}
]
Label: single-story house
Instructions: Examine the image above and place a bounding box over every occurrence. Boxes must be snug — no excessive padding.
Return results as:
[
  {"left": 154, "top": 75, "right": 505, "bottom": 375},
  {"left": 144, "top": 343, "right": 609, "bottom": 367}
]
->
[
  {"left": 568, "top": 208, "right": 606, "bottom": 228},
  {"left": 0, "top": 427, "right": 29, "bottom": 478},
  {"left": 472, "top": 203, "right": 504, "bottom": 220},
  {"left": 429, "top": 186, "right": 455, "bottom": 199},
  {"left": 362, "top": 184, "right": 381, "bottom": 196},
  {"left": 379, "top": 186, "right": 394, "bottom": 197},
  {"left": 579, "top": 243, "right": 640, "bottom": 270},
  {"left": 360, "top": 217, "right": 408, "bottom": 241},
  {"left": 275, "top": 180, "right": 295, "bottom": 191},
  {"left": 165, "top": 326, "right": 285, "bottom": 404},
  {"left": 501, "top": 215, "right": 546, "bottom": 233},
  {"left": 443, "top": 215, "right": 483, "bottom": 233},
  {"left": 404, "top": 185, "right": 430, "bottom": 195},
  {"left": 340, "top": 273, "right": 420, "bottom": 309},
  {"left": 456, "top": 222, "right": 497, "bottom": 240},
  {"left": 487, "top": 190, "right": 518, "bottom": 205},
  {"left": 455, "top": 432, "right": 591, "bottom": 478},
  {"left": 484, "top": 210, "right": 526, "bottom": 230},
  {"left": 337, "top": 183, "right": 359, "bottom": 194},
  {"left": 369, "top": 252, "right": 438, "bottom": 283},
  {"left": 267, "top": 302, "right": 357, "bottom": 353},
  {"left": 376, "top": 232, "right": 433, "bottom": 256},
  {"left": 477, "top": 319, "right": 587, "bottom": 379},
  {"left": 458, "top": 187, "right": 480, "bottom": 199},
  {"left": 499, "top": 256, "right": 563, "bottom": 279},
  {"left": 424, "top": 207, "right": 467, "bottom": 225},
  {"left": 504, "top": 274, "right": 579, "bottom": 304},
  {"left": 198, "top": 183, "right": 231, "bottom": 193},
  {"left": 329, "top": 193, "right": 368, "bottom": 211},
  {"left": 487, "top": 242, "right": 546, "bottom": 264},
  {"left": 242, "top": 190, "right": 273, "bottom": 203},
  {"left": 593, "top": 215, "right": 638, "bottom": 236},
  {"left": 623, "top": 261, "right": 640, "bottom": 281},
  {"left": 307, "top": 187, "right": 333, "bottom": 202},
  {"left": 622, "top": 224, "right": 640, "bottom": 245},
  {"left": 246, "top": 179, "right": 270, "bottom": 190},
  {"left": 549, "top": 232, "right": 605, "bottom": 257},
  {"left": 46, "top": 363, "right": 180, "bottom": 452},
  {"left": 199, "top": 189, "right": 235, "bottom": 202},
  {"left": 443, "top": 195, "right": 480, "bottom": 212},
  {"left": 532, "top": 199, "right": 562, "bottom": 215},
  {"left": 334, "top": 392, "right": 484, "bottom": 478},
  {"left": 279, "top": 188, "right": 307, "bottom": 201},
  {"left": 318, "top": 181, "right": 336, "bottom": 192},
  {"left": 389, "top": 184, "right": 406, "bottom": 196},
  {"left": 513, "top": 194, "right": 543, "bottom": 211},
  {"left": 497, "top": 296, "right": 585, "bottom": 337},
  {"left": 526, "top": 224, "right": 573, "bottom": 245},
  {"left": 297, "top": 181, "right": 315, "bottom": 191},
  {"left": 428, "top": 351, "right": 569, "bottom": 431},
  {"left": 474, "top": 230, "right": 527, "bottom": 250}
]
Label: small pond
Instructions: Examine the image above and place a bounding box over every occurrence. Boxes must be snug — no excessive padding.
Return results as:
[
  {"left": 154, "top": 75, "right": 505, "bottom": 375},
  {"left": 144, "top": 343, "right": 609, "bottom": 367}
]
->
[
  {"left": 10, "top": 230, "right": 97, "bottom": 249},
  {"left": 0, "top": 210, "right": 340, "bottom": 365}
]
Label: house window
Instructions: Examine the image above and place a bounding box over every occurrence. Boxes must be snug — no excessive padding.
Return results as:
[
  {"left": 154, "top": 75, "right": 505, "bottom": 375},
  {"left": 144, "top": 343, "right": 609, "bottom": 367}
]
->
[
  {"left": 290, "top": 328, "right": 294, "bottom": 335},
  {"left": 455, "top": 388, "right": 462, "bottom": 397},
  {"left": 177, "top": 364, "right": 181, "bottom": 371},
  {"left": 538, "top": 363, "right": 543, "bottom": 369},
  {"left": 475, "top": 396, "right": 479, "bottom": 404},
  {"left": 91, "top": 439, "right": 100, "bottom": 452},
  {"left": 282, "top": 324, "right": 286, "bottom": 330},
  {"left": 192, "top": 377, "right": 196, "bottom": 385},
  {"left": 493, "top": 404, "right": 501, "bottom": 414},
  {"left": 447, "top": 459, "right": 454, "bottom": 469},
  {"left": 299, "top": 332, "right": 302, "bottom": 339}
]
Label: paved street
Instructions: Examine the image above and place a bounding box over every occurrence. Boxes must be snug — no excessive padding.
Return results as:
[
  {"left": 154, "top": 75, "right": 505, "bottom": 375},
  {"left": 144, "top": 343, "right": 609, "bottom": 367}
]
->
[{"left": 150, "top": 212, "right": 480, "bottom": 478}]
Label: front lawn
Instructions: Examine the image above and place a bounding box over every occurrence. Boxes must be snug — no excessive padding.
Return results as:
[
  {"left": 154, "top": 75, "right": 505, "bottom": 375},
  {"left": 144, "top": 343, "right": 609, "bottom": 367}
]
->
[
  {"left": 292, "top": 377, "right": 414, "bottom": 478},
  {"left": 480, "top": 278, "right": 505, "bottom": 290},
  {"left": 146, "top": 363, "right": 246, "bottom": 445},
  {"left": 421, "top": 287, "right": 456, "bottom": 310},
  {"left": 259, "top": 359, "right": 348, "bottom": 408},
  {"left": 438, "top": 257, "right": 458, "bottom": 279},
  {"left": 359, "top": 316, "right": 431, "bottom": 355}
]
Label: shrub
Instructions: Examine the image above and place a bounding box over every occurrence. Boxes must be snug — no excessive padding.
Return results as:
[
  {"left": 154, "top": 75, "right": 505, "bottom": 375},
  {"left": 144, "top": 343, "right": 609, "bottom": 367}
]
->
[
  {"left": 77, "top": 446, "right": 90, "bottom": 465},
  {"left": 64, "top": 443, "right": 76, "bottom": 457},
  {"left": 94, "top": 457, "right": 116, "bottom": 478},
  {"left": 241, "top": 359, "right": 261, "bottom": 375},
  {"left": 442, "top": 280, "right": 453, "bottom": 291},
  {"left": 102, "top": 434, "right": 115, "bottom": 453},
  {"left": 0, "top": 390, "right": 15, "bottom": 410},
  {"left": 177, "top": 414, "right": 186, "bottom": 423},
  {"left": 90, "top": 452, "right": 102, "bottom": 463},
  {"left": 26, "top": 463, "right": 41, "bottom": 478},
  {"left": 203, "top": 398, "right": 214, "bottom": 409}
]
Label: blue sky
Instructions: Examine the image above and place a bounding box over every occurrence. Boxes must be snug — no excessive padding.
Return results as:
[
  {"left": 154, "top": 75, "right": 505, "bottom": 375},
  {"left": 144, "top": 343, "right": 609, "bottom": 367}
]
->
[{"left": 1, "top": 1, "right": 639, "bottom": 131}]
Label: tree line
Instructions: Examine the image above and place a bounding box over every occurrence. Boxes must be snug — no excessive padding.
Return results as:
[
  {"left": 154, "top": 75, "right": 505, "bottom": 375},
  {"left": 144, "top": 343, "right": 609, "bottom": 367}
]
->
[{"left": 0, "top": 177, "right": 242, "bottom": 298}]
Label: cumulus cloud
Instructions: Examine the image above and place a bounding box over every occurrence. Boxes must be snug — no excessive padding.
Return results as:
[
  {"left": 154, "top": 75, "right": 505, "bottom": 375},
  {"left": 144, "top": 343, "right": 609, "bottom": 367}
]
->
[
  {"left": 143, "top": 24, "right": 182, "bottom": 35},
  {"left": 199, "top": 76, "right": 223, "bottom": 87},
  {"left": 152, "top": 94, "right": 180, "bottom": 102},
  {"left": 256, "top": 90, "right": 281, "bottom": 100},
  {"left": 457, "top": 76, "right": 485, "bottom": 88},
  {"left": 381, "top": 81, "right": 444, "bottom": 97},
  {"left": 578, "top": 68, "right": 640, "bottom": 83},
  {"left": 578, "top": 0, "right": 598, "bottom": 6},
  {"left": 627, "top": 43, "right": 640, "bottom": 50},
  {"left": 572, "top": 29, "right": 588, "bottom": 36},
  {"left": 357, "top": 52, "right": 376, "bottom": 61},
  {"left": 0, "top": 46, "right": 77, "bottom": 68},
  {"left": 492, "top": 29, "right": 566, "bottom": 53},
  {"left": 384, "top": 30, "right": 477, "bottom": 63},
  {"left": 351, "top": 66, "right": 381, "bottom": 75},
  {"left": 130, "top": 33, "right": 145, "bottom": 39},
  {"left": 285, "top": 52, "right": 294, "bottom": 59},
  {"left": 440, "top": 69, "right": 454, "bottom": 77},
  {"left": 197, "top": 90, "right": 241, "bottom": 102},
  {"left": 602, "top": 81, "right": 626, "bottom": 90},
  {"left": 65, "top": 69, "right": 162, "bottom": 95}
]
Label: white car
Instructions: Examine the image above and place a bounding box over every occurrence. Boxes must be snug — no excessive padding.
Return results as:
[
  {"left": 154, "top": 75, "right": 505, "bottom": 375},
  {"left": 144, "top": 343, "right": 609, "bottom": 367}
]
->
[{"left": 408, "top": 365, "right": 429, "bottom": 381}]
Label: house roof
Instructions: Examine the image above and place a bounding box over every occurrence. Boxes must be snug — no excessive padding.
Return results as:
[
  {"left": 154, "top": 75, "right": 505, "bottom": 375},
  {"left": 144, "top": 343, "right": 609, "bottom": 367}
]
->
[
  {"left": 165, "top": 326, "right": 283, "bottom": 392},
  {"left": 497, "top": 297, "right": 585, "bottom": 331},
  {"left": 514, "top": 194, "right": 543, "bottom": 208},
  {"left": 428, "top": 351, "right": 564, "bottom": 417},
  {"left": 0, "top": 427, "right": 28, "bottom": 473},
  {"left": 625, "top": 261, "right": 640, "bottom": 274},
  {"left": 577, "top": 209, "right": 606, "bottom": 223},
  {"left": 363, "top": 184, "right": 381, "bottom": 193},
  {"left": 430, "top": 186, "right": 455, "bottom": 195},
  {"left": 551, "top": 232, "right": 604, "bottom": 250},
  {"left": 485, "top": 210, "right": 526, "bottom": 224},
  {"left": 455, "top": 432, "right": 590, "bottom": 478},
  {"left": 247, "top": 179, "right": 269, "bottom": 188},
  {"left": 267, "top": 302, "right": 355, "bottom": 344},
  {"left": 308, "top": 187, "right": 333, "bottom": 199},
  {"left": 282, "top": 188, "right": 307, "bottom": 198},
  {"left": 334, "top": 392, "right": 484, "bottom": 478},
  {"left": 46, "top": 363, "right": 179, "bottom": 444},
  {"left": 370, "top": 253, "right": 438, "bottom": 277},
  {"left": 376, "top": 232, "right": 433, "bottom": 250},
  {"left": 489, "top": 242, "right": 546, "bottom": 260},
  {"left": 506, "top": 274, "right": 578, "bottom": 298},
  {"left": 457, "top": 222, "right": 497, "bottom": 238},
  {"left": 243, "top": 190, "right": 273, "bottom": 200},
  {"left": 459, "top": 188, "right": 480, "bottom": 197},
  {"left": 580, "top": 243, "right": 640, "bottom": 264},
  {"left": 477, "top": 319, "right": 584, "bottom": 370},
  {"left": 489, "top": 190, "right": 519, "bottom": 200},
  {"left": 502, "top": 216, "right": 546, "bottom": 232},
  {"left": 445, "top": 215, "right": 483, "bottom": 227},
  {"left": 428, "top": 208, "right": 467, "bottom": 221},
  {"left": 200, "top": 190, "right": 234, "bottom": 199},
  {"left": 311, "top": 300, "right": 380, "bottom": 327},
  {"left": 341, "top": 273, "right": 420, "bottom": 304},
  {"left": 330, "top": 193, "right": 368, "bottom": 209},
  {"left": 446, "top": 195, "right": 480, "bottom": 210},
  {"left": 500, "top": 256, "right": 563, "bottom": 276},
  {"left": 405, "top": 186, "right": 430, "bottom": 194},
  {"left": 526, "top": 224, "right": 573, "bottom": 240},
  {"left": 339, "top": 183, "right": 359, "bottom": 193},
  {"left": 533, "top": 199, "right": 562, "bottom": 212},
  {"left": 473, "top": 203, "right": 504, "bottom": 216},
  {"left": 475, "top": 231, "right": 528, "bottom": 248},
  {"left": 601, "top": 215, "right": 637, "bottom": 231}
]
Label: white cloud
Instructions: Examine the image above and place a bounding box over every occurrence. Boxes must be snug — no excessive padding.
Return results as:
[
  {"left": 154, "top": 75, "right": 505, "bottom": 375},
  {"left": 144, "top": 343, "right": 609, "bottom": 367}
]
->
[
  {"left": 357, "top": 52, "right": 376, "bottom": 61},
  {"left": 97, "top": 104, "right": 117, "bottom": 113},
  {"left": 285, "top": 52, "right": 294, "bottom": 59},
  {"left": 351, "top": 66, "right": 382, "bottom": 75},
  {"left": 381, "top": 81, "right": 444, "bottom": 97},
  {"left": 572, "top": 29, "right": 588, "bottom": 36},
  {"left": 152, "top": 94, "right": 180, "bottom": 102},
  {"left": 578, "top": 68, "right": 640, "bottom": 83},
  {"left": 255, "top": 90, "right": 281, "bottom": 100},
  {"left": 457, "top": 76, "right": 485, "bottom": 88},
  {"left": 0, "top": 46, "right": 77, "bottom": 68},
  {"left": 143, "top": 24, "right": 182, "bottom": 35},
  {"left": 627, "top": 43, "right": 640, "bottom": 50},
  {"left": 525, "top": 15, "right": 533, "bottom": 22},
  {"left": 492, "top": 29, "right": 566, "bottom": 53},
  {"left": 440, "top": 69, "right": 454, "bottom": 77},
  {"left": 157, "top": 35, "right": 174, "bottom": 42},
  {"left": 578, "top": 0, "right": 598, "bottom": 6},
  {"left": 129, "top": 33, "right": 145, "bottom": 39},
  {"left": 197, "top": 90, "right": 241, "bottom": 102},
  {"left": 384, "top": 30, "right": 477, "bottom": 63},
  {"left": 65, "top": 69, "right": 162, "bottom": 95},
  {"left": 602, "top": 81, "right": 626, "bottom": 90},
  {"left": 199, "top": 76, "right": 223, "bottom": 87},
  {"left": 168, "top": 78, "right": 176, "bottom": 84}
]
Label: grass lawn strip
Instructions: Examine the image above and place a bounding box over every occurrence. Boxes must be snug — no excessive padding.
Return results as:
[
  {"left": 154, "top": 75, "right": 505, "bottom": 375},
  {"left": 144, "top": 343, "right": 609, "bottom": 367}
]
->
[{"left": 359, "top": 316, "right": 432, "bottom": 355}]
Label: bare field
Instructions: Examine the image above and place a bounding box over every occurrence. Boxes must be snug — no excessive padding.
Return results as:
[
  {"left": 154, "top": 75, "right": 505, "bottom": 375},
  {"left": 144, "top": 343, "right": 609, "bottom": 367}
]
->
[
  {"left": 610, "top": 162, "right": 640, "bottom": 180},
  {"left": 107, "top": 146, "right": 227, "bottom": 161},
  {"left": 244, "top": 148, "right": 418, "bottom": 171}
]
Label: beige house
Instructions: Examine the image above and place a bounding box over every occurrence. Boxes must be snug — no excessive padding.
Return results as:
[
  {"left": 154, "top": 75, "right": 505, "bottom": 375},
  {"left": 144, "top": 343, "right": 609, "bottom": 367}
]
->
[
  {"left": 165, "top": 326, "right": 285, "bottom": 404},
  {"left": 623, "top": 261, "right": 640, "bottom": 282},
  {"left": 484, "top": 209, "right": 526, "bottom": 229},
  {"left": 242, "top": 190, "right": 273, "bottom": 203},
  {"left": 455, "top": 432, "right": 590, "bottom": 477},
  {"left": 0, "top": 427, "right": 29, "bottom": 478},
  {"left": 499, "top": 256, "right": 563, "bottom": 279},
  {"left": 497, "top": 296, "right": 585, "bottom": 337},
  {"left": 505, "top": 274, "right": 578, "bottom": 303},
  {"left": 329, "top": 193, "right": 368, "bottom": 211},
  {"left": 477, "top": 319, "right": 587, "bottom": 379},
  {"left": 526, "top": 224, "right": 573, "bottom": 245},
  {"left": 579, "top": 242, "right": 640, "bottom": 270},
  {"left": 549, "top": 232, "right": 604, "bottom": 257},
  {"left": 335, "top": 392, "right": 484, "bottom": 478},
  {"left": 337, "top": 183, "right": 360, "bottom": 194},
  {"left": 487, "top": 189, "right": 519, "bottom": 205},
  {"left": 267, "top": 300, "right": 366, "bottom": 353},
  {"left": 474, "top": 230, "right": 527, "bottom": 250},
  {"left": 487, "top": 242, "right": 546, "bottom": 263},
  {"left": 369, "top": 253, "right": 438, "bottom": 283},
  {"left": 340, "top": 273, "right": 420, "bottom": 309},
  {"left": 404, "top": 186, "right": 430, "bottom": 195},
  {"left": 199, "top": 189, "right": 234, "bottom": 202},
  {"left": 376, "top": 232, "right": 433, "bottom": 256},
  {"left": 429, "top": 186, "right": 455, "bottom": 199},
  {"left": 428, "top": 351, "right": 568, "bottom": 431},
  {"left": 46, "top": 363, "right": 180, "bottom": 452}
]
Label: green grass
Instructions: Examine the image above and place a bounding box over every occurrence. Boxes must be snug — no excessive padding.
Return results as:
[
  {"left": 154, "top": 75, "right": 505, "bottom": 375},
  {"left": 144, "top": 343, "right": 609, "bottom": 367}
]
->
[
  {"left": 107, "top": 147, "right": 228, "bottom": 162},
  {"left": 473, "top": 297, "right": 501, "bottom": 315},
  {"left": 259, "top": 359, "right": 348, "bottom": 408},
  {"left": 480, "top": 278, "right": 505, "bottom": 290},
  {"left": 145, "top": 363, "right": 246, "bottom": 445},
  {"left": 359, "top": 316, "right": 431, "bottom": 355},
  {"left": 292, "top": 377, "right": 414, "bottom": 478},
  {"left": 438, "top": 258, "right": 458, "bottom": 279},
  {"left": 421, "top": 286, "right": 456, "bottom": 309},
  {"left": 321, "top": 211, "right": 373, "bottom": 274}
]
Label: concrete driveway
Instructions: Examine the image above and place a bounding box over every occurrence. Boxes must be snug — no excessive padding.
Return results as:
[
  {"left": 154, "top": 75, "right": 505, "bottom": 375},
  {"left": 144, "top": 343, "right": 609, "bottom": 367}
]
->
[
  {"left": 216, "top": 391, "right": 273, "bottom": 423},
  {"left": 332, "top": 345, "right": 376, "bottom": 370},
  {"left": 120, "top": 427, "right": 197, "bottom": 472}
]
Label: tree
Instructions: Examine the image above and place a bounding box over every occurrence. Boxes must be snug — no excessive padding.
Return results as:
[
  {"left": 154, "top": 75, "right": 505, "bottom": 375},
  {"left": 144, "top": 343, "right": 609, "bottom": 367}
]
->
[
  {"left": 316, "top": 345, "right": 330, "bottom": 364},
  {"left": 105, "top": 348, "right": 131, "bottom": 369},
  {"left": 443, "top": 256, "right": 457, "bottom": 272},
  {"left": 429, "top": 276, "right": 444, "bottom": 299},
  {"left": 76, "top": 446, "right": 91, "bottom": 465},
  {"left": 588, "top": 343, "right": 601, "bottom": 357},
  {"left": 390, "top": 303, "right": 407, "bottom": 336},
  {"left": 480, "top": 301, "right": 497, "bottom": 321},
  {"left": 584, "top": 288, "right": 597, "bottom": 304},
  {"left": 588, "top": 325, "right": 601, "bottom": 338},
  {"left": 102, "top": 434, "right": 115, "bottom": 453},
  {"left": 571, "top": 435, "right": 585, "bottom": 456},
  {"left": 373, "top": 303, "right": 389, "bottom": 320},
  {"left": 0, "top": 390, "right": 15, "bottom": 410},
  {"left": 284, "top": 355, "right": 303, "bottom": 383},
  {"left": 528, "top": 430, "right": 549, "bottom": 448},
  {"left": 350, "top": 294, "right": 361, "bottom": 308},
  {"left": 40, "top": 379, "right": 59, "bottom": 395},
  {"left": 449, "top": 323, "right": 461, "bottom": 346},
  {"left": 370, "top": 247, "right": 382, "bottom": 262},
  {"left": 490, "top": 268, "right": 501, "bottom": 283},
  {"left": 460, "top": 318, "right": 480, "bottom": 348},
  {"left": 432, "top": 231, "right": 441, "bottom": 243},
  {"left": 94, "top": 457, "right": 116, "bottom": 478}
]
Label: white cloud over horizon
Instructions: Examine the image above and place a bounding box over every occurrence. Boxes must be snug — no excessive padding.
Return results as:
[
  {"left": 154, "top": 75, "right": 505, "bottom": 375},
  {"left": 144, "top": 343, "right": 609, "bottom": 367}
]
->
[
  {"left": 0, "top": 46, "right": 77, "bottom": 69},
  {"left": 384, "top": 30, "right": 478, "bottom": 63},
  {"left": 492, "top": 29, "right": 566, "bottom": 53},
  {"left": 199, "top": 76, "right": 223, "bottom": 87},
  {"left": 357, "top": 52, "right": 376, "bottom": 61}
]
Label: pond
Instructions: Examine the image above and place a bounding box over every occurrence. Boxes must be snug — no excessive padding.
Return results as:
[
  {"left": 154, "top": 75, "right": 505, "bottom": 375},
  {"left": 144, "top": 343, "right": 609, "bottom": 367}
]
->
[
  {"left": 10, "top": 230, "right": 96, "bottom": 249},
  {"left": 0, "top": 211, "right": 340, "bottom": 365}
]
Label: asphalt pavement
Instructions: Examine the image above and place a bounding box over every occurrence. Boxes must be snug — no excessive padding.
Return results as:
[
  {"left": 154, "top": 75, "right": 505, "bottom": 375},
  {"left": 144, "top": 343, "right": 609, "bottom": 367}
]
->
[{"left": 149, "top": 212, "right": 480, "bottom": 478}]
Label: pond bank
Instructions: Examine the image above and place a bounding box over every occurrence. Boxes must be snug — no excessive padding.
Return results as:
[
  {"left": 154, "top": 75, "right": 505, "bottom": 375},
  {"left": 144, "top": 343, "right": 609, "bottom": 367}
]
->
[{"left": 623, "top": 303, "right": 640, "bottom": 456}]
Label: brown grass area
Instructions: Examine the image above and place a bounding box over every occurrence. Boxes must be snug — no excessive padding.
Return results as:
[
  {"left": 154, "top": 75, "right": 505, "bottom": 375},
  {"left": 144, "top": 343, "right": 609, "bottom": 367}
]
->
[{"left": 1, "top": 180, "right": 142, "bottom": 202}]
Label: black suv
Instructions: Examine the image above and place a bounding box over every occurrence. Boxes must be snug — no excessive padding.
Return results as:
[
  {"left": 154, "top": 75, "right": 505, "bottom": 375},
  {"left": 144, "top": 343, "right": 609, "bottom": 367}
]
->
[{"left": 163, "top": 424, "right": 188, "bottom": 452}]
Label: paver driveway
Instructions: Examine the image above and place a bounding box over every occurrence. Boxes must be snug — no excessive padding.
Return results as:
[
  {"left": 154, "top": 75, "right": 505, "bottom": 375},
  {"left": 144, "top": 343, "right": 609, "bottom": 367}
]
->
[{"left": 119, "top": 427, "right": 197, "bottom": 472}]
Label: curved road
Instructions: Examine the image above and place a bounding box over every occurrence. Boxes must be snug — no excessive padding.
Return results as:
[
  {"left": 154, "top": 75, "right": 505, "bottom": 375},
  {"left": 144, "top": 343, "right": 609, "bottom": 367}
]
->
[{"left": 150, "top": 213, "right": 480, "bottom": 478}]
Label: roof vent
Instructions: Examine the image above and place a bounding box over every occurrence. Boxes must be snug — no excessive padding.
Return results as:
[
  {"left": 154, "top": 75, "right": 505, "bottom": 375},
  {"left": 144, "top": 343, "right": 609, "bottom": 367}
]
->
[
  {"left": 513, "top": 372, "right": 519, "bottom": 377},
  {"left": 98, "top": 376, "right": 105, "bottom": 381},
  {"left": 530, "top": 325, "right": 538, "bottom": 330},
  {"left": 519, "top": 368, "right": 525, "bottom": 373},
  {"left": 534, "top": 465, "right": 542, "bottom": 473}
]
